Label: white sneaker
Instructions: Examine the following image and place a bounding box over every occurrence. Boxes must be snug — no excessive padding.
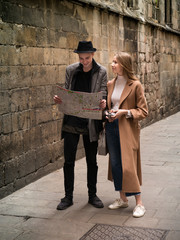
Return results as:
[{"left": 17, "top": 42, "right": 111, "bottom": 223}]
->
[
  {"left": 133, "top": 204, "right": 146, "bottom": 218},
  {"left": 108, "top": 199, "right": 128, "bottom": 210}
]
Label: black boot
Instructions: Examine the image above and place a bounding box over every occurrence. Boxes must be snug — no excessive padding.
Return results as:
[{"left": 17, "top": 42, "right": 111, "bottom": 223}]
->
[
  {"left": 88, "top": 195, "right": 104, "bottom": 208},
  {"left": 57, "top": 196, "right": 73, "bottom": 210}
]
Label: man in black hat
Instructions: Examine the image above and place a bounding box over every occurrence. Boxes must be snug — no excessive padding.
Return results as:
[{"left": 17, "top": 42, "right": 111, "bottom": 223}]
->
[{"left": 54, "top": 41, "right": 107, "bottom": 210}]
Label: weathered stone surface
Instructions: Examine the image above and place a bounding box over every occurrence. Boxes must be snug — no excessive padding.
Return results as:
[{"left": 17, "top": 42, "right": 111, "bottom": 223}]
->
[
  {"left": 2, "top": 113, "right": 12, "bottom": 134},
  {"left": 10, "top": 131, "right": 24, "bottom": 159},
  {"left": 4, "top": 159, "right": 18, "bottom": 185},
  {"left": 11, "top": 88, "right": 30, "bottom": 112},
  {"left": 0, "top": 22, "right": 14, "bottom": 45},
  {"left": 0, "top": 183, "right": 14, "bottom": 199},
  {"left": 0, "top": 134, "right": 11, "bottom": 162},
  {"left": 1, "top": 2, "right": 22, "bottom": 24},
  {"left": 23, "top": 126, "right": 41, "bottom": 152},
  {"left": 0, "top": 91, "right": 10, "bottom": 114},
  {"left": 0, "top": 164, "right": 4, "bottom": 187},
  {"left": 18, "top": 151, "right": 36, "bottom": 178}
]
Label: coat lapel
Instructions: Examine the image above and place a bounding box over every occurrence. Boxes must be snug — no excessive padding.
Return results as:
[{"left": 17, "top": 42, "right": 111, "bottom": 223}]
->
[
  {"left": 91, "top": 74, "right": 97, "bottom": 92},
  {"left": 118, "top": 80, "right": 133, "bottom": 108},
  {"left": 107, "top": 78, "right": 116, "bottom": 109}
]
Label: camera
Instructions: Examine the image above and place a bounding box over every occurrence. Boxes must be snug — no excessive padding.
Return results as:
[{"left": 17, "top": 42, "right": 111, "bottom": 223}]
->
[{"left": 105, "top": 111, "right": 115, "bottom": 118}]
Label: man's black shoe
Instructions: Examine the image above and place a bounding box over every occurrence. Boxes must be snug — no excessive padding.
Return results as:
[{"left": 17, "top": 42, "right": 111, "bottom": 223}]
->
[
  {"left": 88, "top": 196, "right": 104, "bottom": 208},
  {"left": 57, "top": 197, "right": 73, "bottom": 210}
]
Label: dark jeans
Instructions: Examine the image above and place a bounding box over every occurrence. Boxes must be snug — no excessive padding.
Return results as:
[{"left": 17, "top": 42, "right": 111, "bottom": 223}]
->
[
  {"left": 63, "top": 132, "right": 98, "bottom": 199},
  {"left": 105, "top": 119, "right": 122, "bottom": 191},
  {"left": 105, "top": 119, "right": 140, "bottom": 197}
]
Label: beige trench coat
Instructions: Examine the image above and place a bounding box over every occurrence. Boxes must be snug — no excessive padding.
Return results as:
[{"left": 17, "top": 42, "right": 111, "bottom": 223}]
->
[{"left": 107, "top": 78, "right": 148, "bottom": 193}]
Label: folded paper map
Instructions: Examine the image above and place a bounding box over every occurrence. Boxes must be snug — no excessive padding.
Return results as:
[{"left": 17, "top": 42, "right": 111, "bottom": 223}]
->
[{"left": 56, "top": 86, "right": 103, "bottom": 120}]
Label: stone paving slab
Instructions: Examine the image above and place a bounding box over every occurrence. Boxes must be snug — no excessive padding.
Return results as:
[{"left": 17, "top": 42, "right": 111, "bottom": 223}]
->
[{"left": 0, "top": 112, "right": 180, "bottom": 240}]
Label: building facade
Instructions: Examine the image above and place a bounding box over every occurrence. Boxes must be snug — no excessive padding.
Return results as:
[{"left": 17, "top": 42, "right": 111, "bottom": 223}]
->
[{"left": 0, "top": 0, "right": 180, "bottom": 198}]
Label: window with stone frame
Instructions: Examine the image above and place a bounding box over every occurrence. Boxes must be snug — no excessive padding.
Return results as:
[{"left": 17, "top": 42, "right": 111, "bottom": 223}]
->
[
  {"left": 127, "top": 0, "right": 133, "bottom": 8},
  {"left": 152, "top": 0, "right": 160, "bottom": 23},
  {"left": 124, "top": 0, "right": 138, "bottom": 9},
  {"left": 165, "top": 0, "right": 172, "bottom": 27}
]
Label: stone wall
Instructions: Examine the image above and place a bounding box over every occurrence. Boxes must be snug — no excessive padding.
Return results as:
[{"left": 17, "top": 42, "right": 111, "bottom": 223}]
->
[{"left": 0, "top": 0, "right": 180, "bottom": 198}]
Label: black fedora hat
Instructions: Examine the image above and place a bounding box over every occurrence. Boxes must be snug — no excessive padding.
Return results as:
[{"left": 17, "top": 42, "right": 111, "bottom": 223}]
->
[{"left": 74, "top": 41, "right": 96, "bottom": 53}]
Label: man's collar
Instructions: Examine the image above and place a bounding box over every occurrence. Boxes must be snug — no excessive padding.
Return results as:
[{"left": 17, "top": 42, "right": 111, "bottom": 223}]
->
[{"left": 77, "top": 59, "right": 100, "bottom": 72}]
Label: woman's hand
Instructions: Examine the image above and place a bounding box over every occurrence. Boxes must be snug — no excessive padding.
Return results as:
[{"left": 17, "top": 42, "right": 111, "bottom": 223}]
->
[
  {"left": 105, "top": 109, "right": 116, "bottom": 122},
  {"left": 99, "top": 99, "right": 106, "bottom": 110},
  {"left": 53, "top": 95, "right": 62, "bottom": 104},
  {"left": 114, "top": 109, "right": 128, "bottom": 119},
  {"left": 106, "top": 109, "right": 128, "bottom": 122}
]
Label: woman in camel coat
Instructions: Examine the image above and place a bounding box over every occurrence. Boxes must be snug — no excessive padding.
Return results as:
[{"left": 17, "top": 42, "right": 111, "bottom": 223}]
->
[{"left": 105, "top": 52, "right": 148, "bottom": 217}]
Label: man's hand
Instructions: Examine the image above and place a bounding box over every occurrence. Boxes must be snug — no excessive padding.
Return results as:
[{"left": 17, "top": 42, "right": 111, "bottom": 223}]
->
[
  {"left": 53, "top": 95, "right": 62, "bottom": 104},
  {"left": 99, "top": 99, "right": 106, "bottom": 110}
]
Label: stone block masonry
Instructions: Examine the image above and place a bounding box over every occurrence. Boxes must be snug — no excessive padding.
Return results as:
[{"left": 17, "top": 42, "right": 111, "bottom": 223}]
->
[
  {"left": 0, "top": 0, "right": 180, "bottom": 198},
  {"left": 0, "top": 0, "right": 87, "bottom": 198}
]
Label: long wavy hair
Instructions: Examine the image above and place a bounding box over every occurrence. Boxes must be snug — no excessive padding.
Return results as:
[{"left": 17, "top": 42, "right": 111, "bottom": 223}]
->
[{"left": 115, "top": 52, "right": 138, "bottom": 81}]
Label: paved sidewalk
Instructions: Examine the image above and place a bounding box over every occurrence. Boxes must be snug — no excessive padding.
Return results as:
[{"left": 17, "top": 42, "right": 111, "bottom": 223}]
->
[{"left": 0, "top": 112, "right": 180, "bottom": 240}]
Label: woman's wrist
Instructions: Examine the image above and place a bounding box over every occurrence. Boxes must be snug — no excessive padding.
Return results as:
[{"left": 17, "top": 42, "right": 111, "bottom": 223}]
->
[
  {"left": 126, "top": 110, "right": 132, "bottom": 118},
  {"left": 118, "top": 109, "right": 128, "bottom": 115}
]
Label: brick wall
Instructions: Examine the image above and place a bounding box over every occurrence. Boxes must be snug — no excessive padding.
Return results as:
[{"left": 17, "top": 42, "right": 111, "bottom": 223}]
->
[{"left": 0, "top": 0, "right": 180, "bottom": 198}]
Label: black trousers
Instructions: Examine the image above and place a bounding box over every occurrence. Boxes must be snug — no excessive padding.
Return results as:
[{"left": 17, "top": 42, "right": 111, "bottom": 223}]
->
[{"left": 63, "top": 132, "right": 98, "bottom": 199}]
